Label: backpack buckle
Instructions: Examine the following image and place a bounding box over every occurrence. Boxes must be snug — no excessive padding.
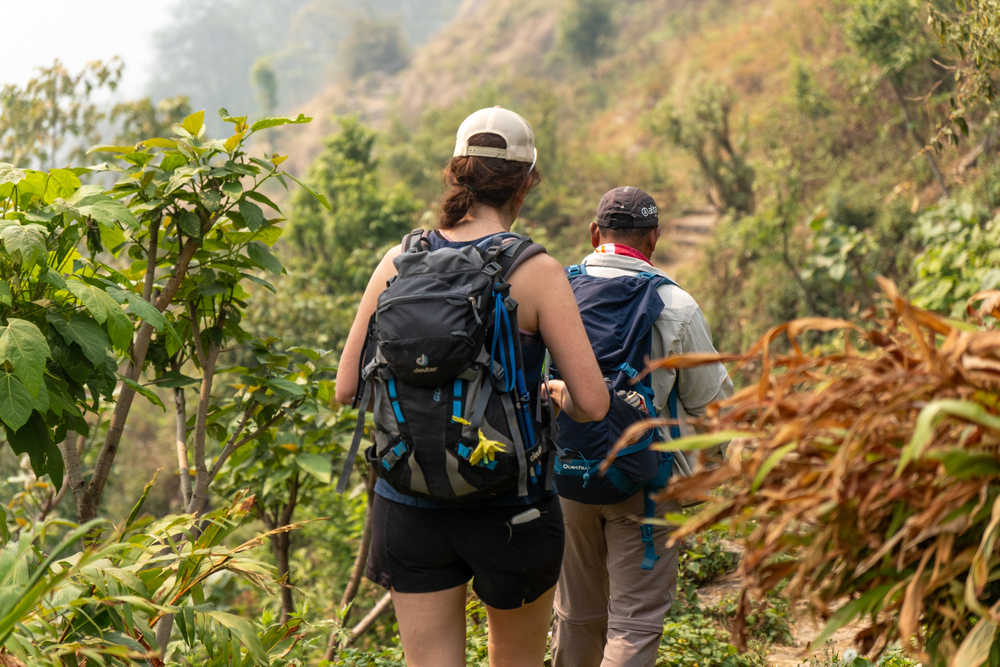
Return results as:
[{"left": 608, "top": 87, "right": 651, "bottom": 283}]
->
[{"left": 483, "top": 261, "right": 502, "bottom": 278}]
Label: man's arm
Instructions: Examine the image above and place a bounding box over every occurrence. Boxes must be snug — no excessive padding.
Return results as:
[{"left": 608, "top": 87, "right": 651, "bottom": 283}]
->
[{"left": 675, "top": 306, "right": 733, "bottom": 418}]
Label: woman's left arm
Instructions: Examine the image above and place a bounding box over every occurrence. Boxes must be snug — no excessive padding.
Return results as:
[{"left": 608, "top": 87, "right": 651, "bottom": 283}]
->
[{"left": 334, "top": 245, "right": 402, "bottom": 405}]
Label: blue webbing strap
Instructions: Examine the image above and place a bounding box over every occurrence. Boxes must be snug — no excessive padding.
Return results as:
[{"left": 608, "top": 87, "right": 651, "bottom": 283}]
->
[
  {"left": 639, "top": 381, "right": 681, "bottom": 570},
  {"left": 641, "top": 492, "right": 659, "bottom": 570},
  {"left": 452, "top": 379, "right": 464, "bottom": 421},
  {"left": 491, "top": 292, "right": 537, "bottom": 448},
  {"left": 666, "top": 381, "right": 680, "bottom": 440}
]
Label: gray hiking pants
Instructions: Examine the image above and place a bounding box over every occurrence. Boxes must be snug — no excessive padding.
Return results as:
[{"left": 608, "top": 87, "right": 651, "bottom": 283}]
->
[{"left": 551, "top": 493, "right": 679, "bottom": 667}]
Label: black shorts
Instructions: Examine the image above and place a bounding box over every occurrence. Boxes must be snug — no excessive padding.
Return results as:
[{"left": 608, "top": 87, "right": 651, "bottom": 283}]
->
[{"left": 366, "top": 493, "right": 564, "bottom": 610}]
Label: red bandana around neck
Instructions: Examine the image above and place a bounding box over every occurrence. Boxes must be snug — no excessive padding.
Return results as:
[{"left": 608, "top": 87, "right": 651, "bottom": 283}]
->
[{"left": 594, "top": 242, "right": 651, "bottom": 263}]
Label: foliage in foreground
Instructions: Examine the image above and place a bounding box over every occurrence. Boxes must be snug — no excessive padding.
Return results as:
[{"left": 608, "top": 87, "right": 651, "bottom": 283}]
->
[
  {"left": 654, "top": 279, "right": 1000, "bottom": 666},
  {"left": 0, "top": 490, "right": 305, "bottom": 665}
]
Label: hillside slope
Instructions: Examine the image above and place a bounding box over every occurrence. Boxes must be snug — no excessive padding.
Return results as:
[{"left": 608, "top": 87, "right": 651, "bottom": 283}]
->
[{"left": 287, "top": 0, "right": 948, "bottom": 218}]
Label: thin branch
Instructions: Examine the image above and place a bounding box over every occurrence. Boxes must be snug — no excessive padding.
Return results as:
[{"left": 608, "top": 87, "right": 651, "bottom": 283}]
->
[
  {"left": 338, "top": 470, "right": 376, "bottom": 620},
  {"left": 345, "top": 593, "right": 392, "bottom": 647},
  {"left": 207, "top": 406, "right": 294, "bottom": 482},
  {"left": 173, "top": 384, "right": 191, "bottom": 507},
  {"left": 280, "top": 472, "right": 300, "bottom": 528},
  {"left": 889, "top": 76, "right": 949, "bottom": 195},
  {"left": 326, "top": 470, "right": 376, "bottom": 659},
  {"left": 142, "top": 216, "right": 160, "bottom": 302}
]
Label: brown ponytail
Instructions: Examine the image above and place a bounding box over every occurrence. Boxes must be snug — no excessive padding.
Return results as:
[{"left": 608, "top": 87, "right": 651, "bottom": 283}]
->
[{"left": 438, "top": 133, "right": 541, "bottom": 229}]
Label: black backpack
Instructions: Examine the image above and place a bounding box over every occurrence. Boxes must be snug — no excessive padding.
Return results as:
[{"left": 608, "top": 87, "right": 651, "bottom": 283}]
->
[{"left": 337, "top": 230, "right": 549, "bottom": 501}]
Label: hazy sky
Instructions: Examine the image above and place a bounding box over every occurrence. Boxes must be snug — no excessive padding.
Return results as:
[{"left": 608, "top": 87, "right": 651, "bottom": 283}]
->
[{"left": 2, "top": 1, "right": 172, "bottom": 97}]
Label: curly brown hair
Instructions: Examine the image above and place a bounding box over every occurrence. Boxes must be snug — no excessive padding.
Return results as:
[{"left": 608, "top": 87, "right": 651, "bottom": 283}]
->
[{"left": 439, "top": 133, "right": 541, "bottom": 229}]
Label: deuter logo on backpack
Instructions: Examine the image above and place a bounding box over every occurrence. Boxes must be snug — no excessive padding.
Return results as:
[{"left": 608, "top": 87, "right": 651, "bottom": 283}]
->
[{"left": 337, "top": 230, "right": 550, "bottom": 502}]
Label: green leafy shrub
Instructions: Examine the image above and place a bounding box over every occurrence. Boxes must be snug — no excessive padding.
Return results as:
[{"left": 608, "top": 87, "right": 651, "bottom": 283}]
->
[
  {"left": 658, "top": 612, "right": 766, "bottom": 666},
  {"left": 909, "top": 198, "right": 1000, "bottom": 317},
  {"left": 709, "top": 593, "right": 793, "bottom": 646},
  {"left": 806, "top": 646, "right": 921, "bottom": 666},
  {"left": 559, "top": 0, "right": 614, "bottom": 64},
  {"left": 679, "top": 528, "right": 740, "bottom": 589},
  {"left": 0, "top": 489, "right": 300, "bottom": 664}
]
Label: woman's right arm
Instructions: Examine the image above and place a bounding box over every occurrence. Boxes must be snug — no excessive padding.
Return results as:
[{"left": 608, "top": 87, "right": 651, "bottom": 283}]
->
[
  {"left": 516, "top": 254, "right": 608, "bottom": 422},
  {"left": 334, "top": 245, "right": 402, "bottom": 405}
]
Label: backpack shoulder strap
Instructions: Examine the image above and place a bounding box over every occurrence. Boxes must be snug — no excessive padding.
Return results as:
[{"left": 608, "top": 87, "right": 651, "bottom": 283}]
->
[
  {"left": 503, "top": 240, "right": 546, "bottom": 279},
  {"left": 484, "top": 233, "right": 546, "bottom": 280},
  {"left": 634, "top": 269, "right": 678, "bottom": 289},
  {"left": 401, "top": 228, "right": 431, "bottom": 253}
]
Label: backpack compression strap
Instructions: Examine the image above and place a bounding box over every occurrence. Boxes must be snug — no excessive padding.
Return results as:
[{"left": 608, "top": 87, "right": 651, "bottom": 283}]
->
[
  {"left": 337, "top": 378, "right": 373, "bottom": 493},
  {"left": 401, "top": 229, "right": 432, "bottom": 253}
]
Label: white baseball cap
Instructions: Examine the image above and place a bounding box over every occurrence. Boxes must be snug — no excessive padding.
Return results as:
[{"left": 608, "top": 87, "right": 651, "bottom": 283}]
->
[{"left": 453, "top": 106, "right": 537, "bottom": 166}]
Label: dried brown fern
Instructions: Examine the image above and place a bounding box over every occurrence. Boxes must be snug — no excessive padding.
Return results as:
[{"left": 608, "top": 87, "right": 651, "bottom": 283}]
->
[{"left": 646, "top": 279, "right": 1000, "bottom": 666}]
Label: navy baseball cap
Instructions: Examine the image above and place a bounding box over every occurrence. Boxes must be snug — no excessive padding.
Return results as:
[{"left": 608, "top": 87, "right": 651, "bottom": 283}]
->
[{"left": 595, "top": 186, "right": 659, "bottom": 229}]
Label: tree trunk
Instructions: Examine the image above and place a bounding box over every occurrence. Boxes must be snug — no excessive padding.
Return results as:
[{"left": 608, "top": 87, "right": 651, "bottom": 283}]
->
[{"left": 81, "top": 235, "right": 201, "bottom": 522}]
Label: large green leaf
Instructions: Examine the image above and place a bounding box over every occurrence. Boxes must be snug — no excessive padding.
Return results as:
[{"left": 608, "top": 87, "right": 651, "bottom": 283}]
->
[
  {"left": 0, "top": 163, "right": 26, "bottom": 187},
  {"left": 898, "top": 399, "right": 1000, "bottom": 474},
  {"left": 118, "top": 375, "right": 165, "bottom": 412},
  {"left": 175, "top": 210, "right": 201, "bottom": 237},
  {"left": 247, "top": 242, "right": 283, "bottom": 275},
  {"left": 43, "top": 169, "right": 81, "bottom": 203},
  {"left": 283, "top": 171, "right": 330, "bottom": 210},
  {"left": 0, "top": 223, "right": 47, "bottom": 269},
  {"left": 810, "top": 583, "right": 893, "bottom": 650},
  {"left": 238, "top": 199, "right": 265, "bottom": 231},
  {"left": 295, "top": 452, "right": 332, "bottom": 484},
  {"left": 67, "top": 280, "right": 133, "bottom": 349},
  {"left": 200, "top": 610, "right": 265, "bottom": 660},
  {"left": 0, "top": 283, "right": 10, "bottom": 307},
  {"left": 50, "top": 315, "right": 111, "bottom": 366},
  {"left": 267, "top": 378, "right": 306, "bottom": 398},
  {"left": 181, "top": 110, "right": 205, "bottom": 136},
  {"left": 6, "top": 413, "right": 61, "bottom": 489},
  {"left": 0, "top": 373, "right": 33, "bottom": 432},
  {"left": 105, "top": 287, "right": 166, "bottom": 331},
  {"left": 0, "top": 318, "right": 51, "bottom": 397},
  {"left": 57, "top": 184, "right": 139, "bottom": 229}
]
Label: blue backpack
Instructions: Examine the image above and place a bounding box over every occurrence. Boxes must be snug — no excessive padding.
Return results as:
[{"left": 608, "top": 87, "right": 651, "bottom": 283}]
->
[{"left": 552, "top": 263, "right": 680, "bottom": 569}]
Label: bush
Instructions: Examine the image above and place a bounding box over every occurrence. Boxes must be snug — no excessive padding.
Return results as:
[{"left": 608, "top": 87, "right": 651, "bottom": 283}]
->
[
  {"left": 340, "top": 17, "right": 410, "bottom": 80},
  {"left": 678, "top": 528, "right": 740, "bottom": 589},
  {"left": 559, "top": 0, "right": 614, "bottom": 64},
  {"left": 658, "top": 612, "right": 766, "bottom": 666},
  {"left": 660, "top": 280, "right": 1000, "bottom": 663}
]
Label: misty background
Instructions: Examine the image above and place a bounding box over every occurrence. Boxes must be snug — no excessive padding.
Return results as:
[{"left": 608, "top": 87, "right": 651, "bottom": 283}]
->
[{"left": 5, "top": 0, "right": 460, "bottom": 127}]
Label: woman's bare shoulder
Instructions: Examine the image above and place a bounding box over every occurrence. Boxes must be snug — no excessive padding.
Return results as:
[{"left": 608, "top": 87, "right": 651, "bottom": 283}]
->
[{"left": 510, "top": 249, "right": 564, "bottom": 281}]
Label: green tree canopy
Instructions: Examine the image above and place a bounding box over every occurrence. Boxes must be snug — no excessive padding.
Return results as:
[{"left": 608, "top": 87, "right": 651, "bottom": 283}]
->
[{"left": 286, "top": 117, "right": 420, "bottom": 295}]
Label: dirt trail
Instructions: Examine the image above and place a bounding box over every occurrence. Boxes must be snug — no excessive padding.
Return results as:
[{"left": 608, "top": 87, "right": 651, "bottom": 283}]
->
[
  {"left": 694, "top": 542, "right": 862, "bottom": 665},
  {"left": 654, "top": 209, "right": 720, "bottom": 279}
]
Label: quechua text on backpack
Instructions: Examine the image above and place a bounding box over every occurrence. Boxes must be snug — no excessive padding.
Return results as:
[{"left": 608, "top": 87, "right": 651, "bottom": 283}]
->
[{"left": 337, "top": 230, "right": 549, "bottom": 502}]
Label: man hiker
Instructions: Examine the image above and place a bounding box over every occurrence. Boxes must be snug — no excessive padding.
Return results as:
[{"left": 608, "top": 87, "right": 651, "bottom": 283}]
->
[{"left": 549, "top": 186, "right": 734, "bottom": 667}]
